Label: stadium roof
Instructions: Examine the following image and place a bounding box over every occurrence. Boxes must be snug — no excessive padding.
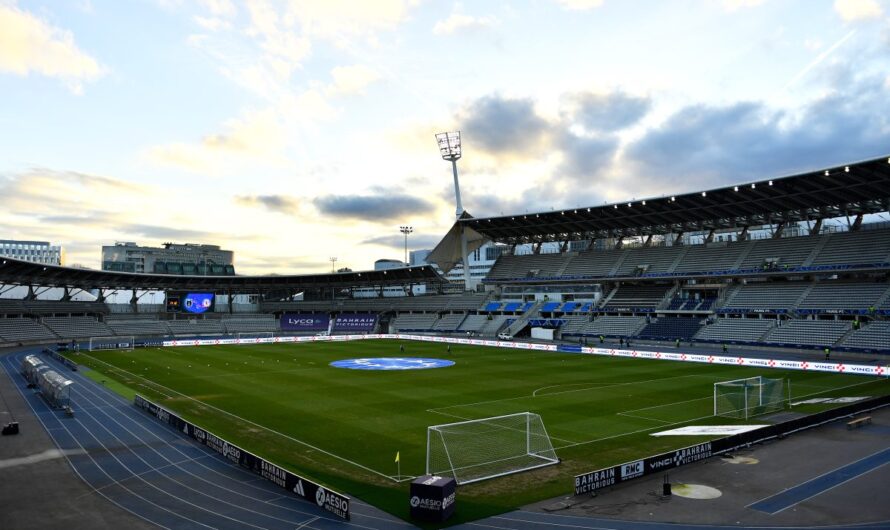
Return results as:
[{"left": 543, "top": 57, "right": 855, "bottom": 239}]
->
[
  {"left": 0, "top": 258, "right": 445, "bottom": 291},
  {"left": 461, "top": 154, "right": 890, "bottom": 244}
]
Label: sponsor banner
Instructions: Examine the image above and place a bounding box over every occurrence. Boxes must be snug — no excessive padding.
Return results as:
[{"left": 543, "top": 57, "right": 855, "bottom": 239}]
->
[
  {"left": 280, "top": 313, "right": 329, "bottom": 332},
  {"left": 575, "top": 441, "right": 714, "bottom": 495},
  {"left": 333, "top": 313, "right": 378, "bottom": 332},
  {"left": 651, "top": 425, "right": 768, "bottom": 437},
  {"left": 158, "top": 334, "right": 886, "bottom": 378},
  {"left": 134, "top": 395, "right": 350, "bottom": 519}
]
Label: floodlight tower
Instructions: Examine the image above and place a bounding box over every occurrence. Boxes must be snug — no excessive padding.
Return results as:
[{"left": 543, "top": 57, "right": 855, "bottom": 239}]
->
[
  {"left": 436, "top": 131, "right": 464, "bottom": 218},
  {"left": 399, "top": 225, "right": 414, "bottom": 266},
  {"left": 436, "top": 131, "right": 471, "bottom": 290}
]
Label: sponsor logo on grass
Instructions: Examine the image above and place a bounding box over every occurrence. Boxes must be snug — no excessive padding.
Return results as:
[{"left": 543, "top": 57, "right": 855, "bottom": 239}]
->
[{"left": 330, "top": 358, "right": 455, "bottom": 370}]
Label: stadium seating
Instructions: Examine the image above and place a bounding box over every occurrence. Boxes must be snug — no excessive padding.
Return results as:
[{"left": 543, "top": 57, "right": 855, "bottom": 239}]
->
[
  {"left": 572, "top": 315, "right": 646, "bottom": 337},
  {"left": 221, "top": 315, "right": 279, "bottom": 334},
  {"left": 457, "top": 314, "right": 489, "bottom": 333},
  {"left": 694, "top": 318, "right": 775, "bottom": 343},
  {"left": 391, "top": 313, "right": 439, "bottom": 331},
  {"left": 106, "top": 315, "right": 171, "bottom": 336},
  {"left": 433, "top": 314, "right": 465, "bottom": 331},
  {"left": 840, "top": 321, "right": 890, "bottom": 351},
  {"left": 797, "top": 282, "right": 889, "bottom": 312},
  {"left": 43, "top": 316, "right": 113, "bottom": 338},
  {"left": 602, "top": 284, "right": 672, "bottom": 309},
  {"left": 165, "top": 319, "right": 225, "bottom": 336},
  {"left": 762, "top": 320, "right": 850, "bottom": 347},
  {"left": 0, "top": 317, "right": 58, "bottom": 342},
  {"left": 721, "top": 282, "right": 809, "bottom": 312},
  {"left": 636, "top": 317, "right": 704, "bottom": 340},
  {"left": 617, "top": 245, "right": 686, "bottom": 276},
  {"left": 810, "top": 229, "right": 890, "bottom": 266}
]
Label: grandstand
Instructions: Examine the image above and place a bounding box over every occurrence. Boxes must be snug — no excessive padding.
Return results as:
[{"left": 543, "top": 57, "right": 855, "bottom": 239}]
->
[{"left": 0, "top": 155, "right": 888, "bottom": 356}]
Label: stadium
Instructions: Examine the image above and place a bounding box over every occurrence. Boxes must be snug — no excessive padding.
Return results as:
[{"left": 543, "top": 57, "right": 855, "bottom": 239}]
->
[{"left": 1, "top": 152, "right": 889, "bottom": 530}]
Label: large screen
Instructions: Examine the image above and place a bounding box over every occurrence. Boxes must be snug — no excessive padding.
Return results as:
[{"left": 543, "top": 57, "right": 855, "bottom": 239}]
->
[{"left": 182, "top": 292, "right": 214, "bottom": 314}]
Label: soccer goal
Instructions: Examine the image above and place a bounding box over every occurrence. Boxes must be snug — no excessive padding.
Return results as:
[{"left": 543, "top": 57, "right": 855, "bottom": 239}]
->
[
  {"left": 426, "top": 412, "right": 559, "bottom": 485},
  {"left": 714, "top": 376, "right": 785, "bottom": 419},
  {"left": 88, "top": 336, "right": 135, "bottom": 352},
  {"left": 236, "top": 332, "right": 274, "bottom": 342}
]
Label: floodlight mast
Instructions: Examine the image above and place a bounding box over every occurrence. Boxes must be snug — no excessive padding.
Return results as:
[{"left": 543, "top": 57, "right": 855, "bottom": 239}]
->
[
  {"left": 436, "top": 131, "right": 472, "bottom": 291},
  {"left": 436, "top": 131, "right": 464, "bottom": 218}
]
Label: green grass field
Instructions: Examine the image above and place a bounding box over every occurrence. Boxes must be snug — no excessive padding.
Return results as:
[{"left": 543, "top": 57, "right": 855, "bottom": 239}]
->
[{"left": 69, "top": 339, "right": 890, "bottom": 525}]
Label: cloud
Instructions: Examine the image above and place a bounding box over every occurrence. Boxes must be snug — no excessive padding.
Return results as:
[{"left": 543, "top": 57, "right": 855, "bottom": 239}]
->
[
  {"left": 198, "top": 0, "right": 236, "bottom": 18},
  {"left": 314, "top": 194, "right": 434, "bottom": 221},
  {"left": 553, "top": 0, "right": 604, "bottom": 11},
  {"left": 147, "top": 108, "right": 287, "bottom": 173},
  {"left": 834, "top": 0, "right": 883, "bottom": 21},
  {"left": 561, "top": 91, "right": 651, "bottom": 131},
  {"left": 0, "top": 3, "right": 103, "bottom": 93},
  {"left": 623, "top": 71, "right": 890, "bottom": 191},
  {"left": 433, "top": 13, "right": 498, "bottom": 36},
  {"left": 723, "top": 0, "right": 766, "bottom": 11},
  {"left": 285, "top": 0, "right": 413, "bottom": 41},
  {"left": 556, "top": 131, "right": 619, "bottom": 180},
  {"left": 328, "top": 64, "right": 380, "bottom": 95},
  {"left": 361, "top": 234, "right": 443, "bottom": 249},
  {"left": 236, "top": 194, "right": 301, "bottom": 214},
  {"left": 117, "top": 224, "right": 220, "bottom": 242},
  {"left": 458, "top": 94, "right": 552, "bottom": 157}
]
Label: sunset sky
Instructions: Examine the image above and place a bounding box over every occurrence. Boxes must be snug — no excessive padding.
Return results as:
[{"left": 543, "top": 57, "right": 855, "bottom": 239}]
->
[{"left": 1, "top": 0, "right": 888, "bottom": 273}]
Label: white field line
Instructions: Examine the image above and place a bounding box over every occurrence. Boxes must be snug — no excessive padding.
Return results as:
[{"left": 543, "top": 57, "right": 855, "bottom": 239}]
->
[
  {"left": 76, "top": 351, "right": 402, "bottom": 482},
  {"left": 556, "top": 376, "right": 888, "bottom": 450},
  {"left": 615, "top": 412, "right": 674, "bottom": 424},
  {"left": 428, "top": 373, "right": 706, "bottom": 415}
]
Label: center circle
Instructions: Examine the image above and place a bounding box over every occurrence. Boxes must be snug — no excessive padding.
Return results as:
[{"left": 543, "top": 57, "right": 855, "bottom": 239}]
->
[{"left": 330, "top": 358, "right": 455, "bottom": 371}]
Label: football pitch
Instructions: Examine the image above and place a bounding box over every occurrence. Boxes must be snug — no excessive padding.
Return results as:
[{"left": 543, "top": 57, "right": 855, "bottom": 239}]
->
[{"left": 69, "top": 339, "right": 890, "bottom": 524}]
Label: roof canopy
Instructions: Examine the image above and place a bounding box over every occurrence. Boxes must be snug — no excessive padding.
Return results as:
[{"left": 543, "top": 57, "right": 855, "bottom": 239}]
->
[
  {"left": 459, "top": 155, "right": 890, "bottom": 245},
  {"left": 0, "top": 258, "right": 445, "bottom": 292}
]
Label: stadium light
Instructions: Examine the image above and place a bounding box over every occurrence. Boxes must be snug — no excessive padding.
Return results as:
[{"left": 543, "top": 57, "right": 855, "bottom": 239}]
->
[
  {"left": 436, "top": 131, "right": 463, "bottom": 218},
  {"left": 329, "top": 256, "right": 337, "bottom": 273},
  {"left": 751, "top": 183, "right": 756, "bottom": 189},
  {"left": 845, "top": 166, "right": 850, "bottom": 172},
  {"left": 399, "top": 226, "right": 414, "bottom": 266}
]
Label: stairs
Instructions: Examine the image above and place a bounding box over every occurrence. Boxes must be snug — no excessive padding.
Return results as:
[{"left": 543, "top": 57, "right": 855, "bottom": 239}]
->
[
  {"left": 666, "top": 246, "right": 691, "bottom": 273},
  {"left": 802, "top": 233, "right": 831, "bottom": 266},
  {"left": 732, "top": 242, "right": 755, "bottom": 270},
  {"left": 501, "top": 300, "right": 543, "bottom": 336}
]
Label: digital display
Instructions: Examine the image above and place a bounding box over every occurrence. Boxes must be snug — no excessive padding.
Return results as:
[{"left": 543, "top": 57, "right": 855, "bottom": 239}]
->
[{"left": 183, "top": 292, "right": 214, "bottom": 314}]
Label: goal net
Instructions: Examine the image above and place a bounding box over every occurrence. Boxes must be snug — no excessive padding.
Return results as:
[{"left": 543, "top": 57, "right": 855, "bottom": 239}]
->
[
  {"left": 236, "top": 332, "right": 274, "bottom": 342},
  {"left": 88, "top": 336, "right": 135, "bottom": 352},
  {"left": 426, "top": 412, "right": 559, "bottom": 485},
  {"left": 714, "top": 376, "right": 785, "bottom": 419}
]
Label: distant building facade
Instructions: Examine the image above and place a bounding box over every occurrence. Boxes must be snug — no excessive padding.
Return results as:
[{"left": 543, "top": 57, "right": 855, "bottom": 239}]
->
[
  {"left": 101, "top": 242, "right": 235, "bottom": 275},
  {"left": 0, "top": 240, "right": 63, "bottom": 265}
]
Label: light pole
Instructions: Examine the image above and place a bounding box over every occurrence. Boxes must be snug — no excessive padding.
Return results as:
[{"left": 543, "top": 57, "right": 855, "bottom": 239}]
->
[
  {"left": 436, "top": 131, "right": 463, "bottom": 219},
  {"left": 399, "top": 226, "right": 413, "bottom": 266},
  {"left": 436, "top": 131, "right": 471, "bottom": 290},
  {"left": 329, "top": 256, "right": 337, "bottom": 273}
]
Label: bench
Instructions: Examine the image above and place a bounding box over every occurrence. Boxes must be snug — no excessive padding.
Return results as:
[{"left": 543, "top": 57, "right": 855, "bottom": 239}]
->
[{"left": 847, "top": 416, "right": 871, "bottom": 430}]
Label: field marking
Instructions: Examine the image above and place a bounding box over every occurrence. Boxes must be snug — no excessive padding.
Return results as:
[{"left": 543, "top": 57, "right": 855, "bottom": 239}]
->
[
  {"left": 425, "top": 408, "right": 581, "bottom": 446},
  {"left": 615, "top": 412, "right": 674, "bottom": 424},
  {"left": 428, "top": 373, "right": 707, "bottom": 415},
  {"left": 75, "top": 351, "right": 406, "bottom": 483}
]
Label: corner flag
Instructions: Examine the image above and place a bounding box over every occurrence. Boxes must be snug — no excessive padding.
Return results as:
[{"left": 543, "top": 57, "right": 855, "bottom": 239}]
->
[{"left": 395, "top": 451, "right": 400, "bottom": 463}]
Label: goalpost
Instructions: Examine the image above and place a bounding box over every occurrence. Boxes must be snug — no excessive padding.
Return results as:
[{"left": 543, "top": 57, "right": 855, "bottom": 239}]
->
[
  {"left": 426, "top": 412, "right": 559, "bottom": 485},
  {"left": 88, "top": 336, "right": 135, "bottom": 352},
  {"left": 714, "top": 376, "right": 785, "bottom": 420},
  {"left": 236, "top": 332, "right": 274, "bottom": 342}
]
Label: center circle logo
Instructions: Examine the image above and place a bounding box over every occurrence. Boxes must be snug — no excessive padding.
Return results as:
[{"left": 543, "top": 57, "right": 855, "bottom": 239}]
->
[{"left": 330, "top": 358, "right": 455, "bottom": 370}]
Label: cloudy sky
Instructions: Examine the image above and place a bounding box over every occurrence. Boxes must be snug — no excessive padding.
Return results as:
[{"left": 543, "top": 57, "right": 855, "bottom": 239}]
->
[{"left": 1, "top": 0, "right": 888, "bottom": 274}]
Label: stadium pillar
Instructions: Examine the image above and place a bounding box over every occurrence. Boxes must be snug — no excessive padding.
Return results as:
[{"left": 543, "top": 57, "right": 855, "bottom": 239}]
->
[
  {"left": 460, "top": 225, "right": 471, "bottom": 291},
  {"left": 739, "top": 226, "right": 749, "bottom": 241},
  {"left": 852, "top": 213, "right": 863, "bottom": 231},
  {"left": 773, "top": 222, "right": 786, "bottom": 239},
  {"left": 643, "top": 234, "right": 653, "bottom": 247},
  {"left": 130, "top": 289, "right": 138, "bottom": 314},
  {"left": 673, "top": 231, "right": 684, "bottom": 245},
  {"left": 705, "top": 229, "right": 715, "bottom": 244},
  {"left": 810, "top": 218, "right": 822, "bottom": 235}
]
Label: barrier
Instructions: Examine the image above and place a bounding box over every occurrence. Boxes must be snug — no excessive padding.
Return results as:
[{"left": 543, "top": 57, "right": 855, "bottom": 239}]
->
[
  {"left": 134, "top": 395, "right": 350, "bottom": 519},
  {"left": 158, "top": 334, "right": 888, "bottom": 378},
  {"left": 575, "top": 393, "right": 890, "bottom": 495}
]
